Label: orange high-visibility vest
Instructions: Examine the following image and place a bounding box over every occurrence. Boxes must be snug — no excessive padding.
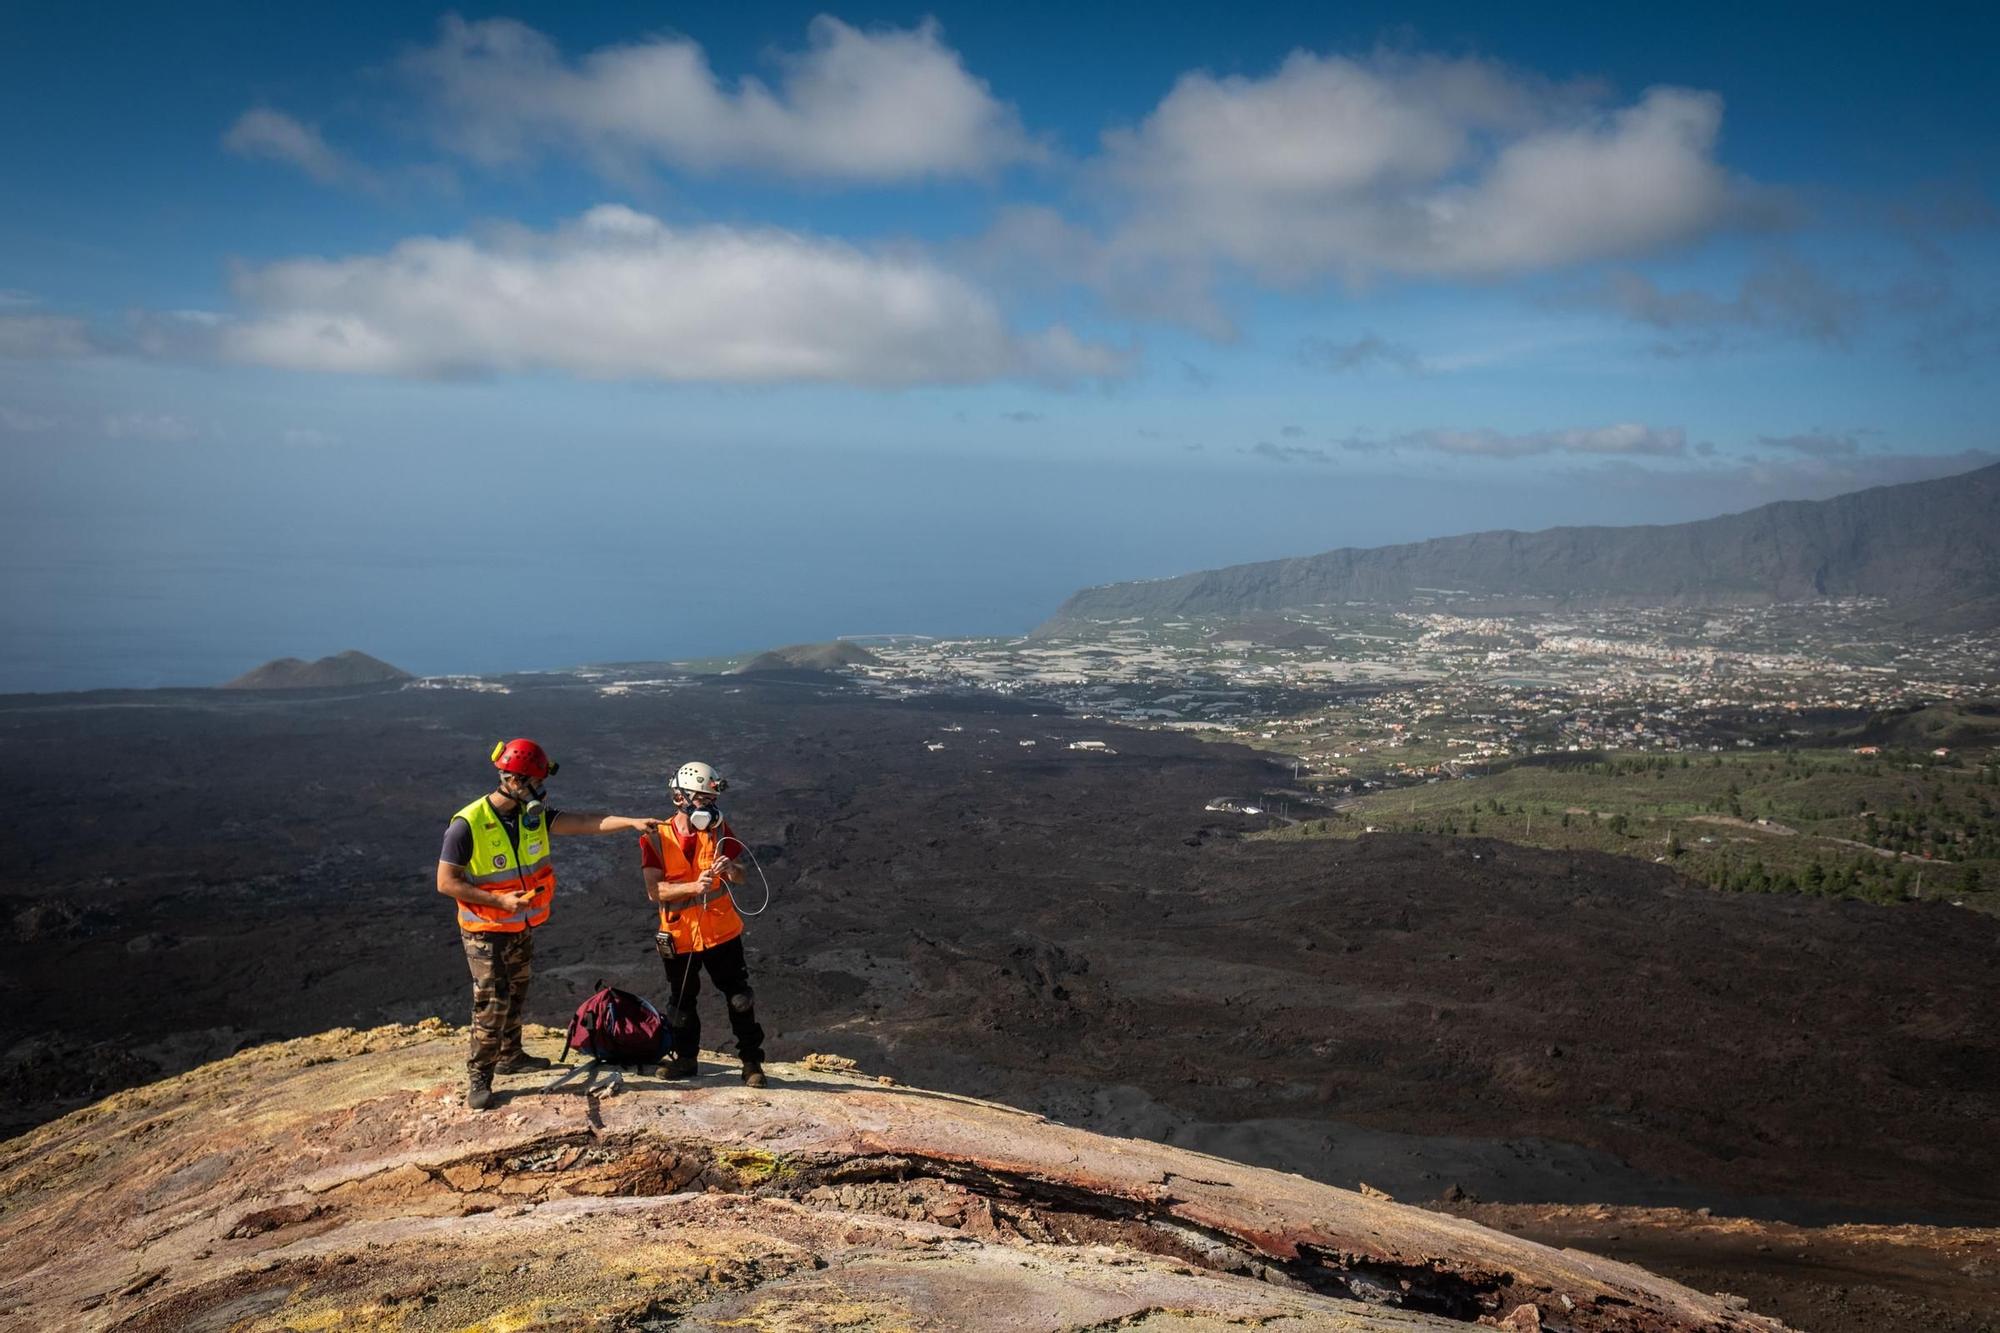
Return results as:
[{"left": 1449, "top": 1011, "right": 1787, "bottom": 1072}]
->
[
  {"left": 651, "top": 819, "right": 744, "bottom": 954},
  {"left": 453, "top": 796, "right": 556, "bottom": 933}
]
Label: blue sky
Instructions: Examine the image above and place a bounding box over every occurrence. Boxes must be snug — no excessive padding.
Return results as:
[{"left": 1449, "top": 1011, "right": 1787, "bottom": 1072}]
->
[{"left": 3, "top": 3, "right": 1997, "bottom": 686}]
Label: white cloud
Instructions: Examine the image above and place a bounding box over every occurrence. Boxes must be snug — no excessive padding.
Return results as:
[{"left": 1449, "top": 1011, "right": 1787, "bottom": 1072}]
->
[
  {"left": 1409, "top": 88, "right": 1731, "bottom": 274},
  {"left": 103, "top": 412, "right": 198, "bottom": 443},
  {"left": 0, "top": 312, "right": 93, "bottom": 358},
  {"left": 219, "top": 204, "right": 1125, "bottom": 386},
  {"left": 994, "top": 52, "right": 1752, "bottom": 328},
  {"left": 1350, "top": 423, "right": 1688, "bottom": 459},
  {"left": 224, "top": 109, "right": 371, "bottom": 187},
  {"left": 975, "top": 204, "right": 1236, "bottom": 338},
  {"left": 1298, "top": 333, "right": 1425, "bottom": 374},
  {"left": 1106, "top": 52, "right": 1551, "bottom": 207},
  {"left": 403, "top": 15, "right": 1038, "bottom": 182},
  {"left": 1585, "top": 257, "right": 1859, "bottom": 352},
  {"left": 0, "top": 406, "right": 58, "bottom": 434},
  {"left": 1247, "top": 440, "right": 1333, "bottom": 465},
  {"left": 1577, "top": 450, "right": 1998, "bottom": 508}
]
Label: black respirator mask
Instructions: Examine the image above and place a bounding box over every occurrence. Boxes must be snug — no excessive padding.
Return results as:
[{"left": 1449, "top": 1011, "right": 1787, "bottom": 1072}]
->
[{"left": 506, "top": 772, "right": 549, "bottom": 822}]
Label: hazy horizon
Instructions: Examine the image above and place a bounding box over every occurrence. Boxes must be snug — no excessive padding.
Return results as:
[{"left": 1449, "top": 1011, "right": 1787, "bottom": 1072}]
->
[{"left": 6, "top": 445, "right": 1988, "bottom": 693}]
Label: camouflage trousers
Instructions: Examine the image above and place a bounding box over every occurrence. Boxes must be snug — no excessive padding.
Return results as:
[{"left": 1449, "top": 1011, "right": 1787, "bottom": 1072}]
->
[{"left": 461, "top": 928, "right": 535, "bottom": 1078}]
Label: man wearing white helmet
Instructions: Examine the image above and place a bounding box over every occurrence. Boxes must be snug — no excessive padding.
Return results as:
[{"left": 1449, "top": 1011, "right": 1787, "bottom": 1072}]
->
[{"left": 639, "top": 760, "right": 767, "bottom": 1086}]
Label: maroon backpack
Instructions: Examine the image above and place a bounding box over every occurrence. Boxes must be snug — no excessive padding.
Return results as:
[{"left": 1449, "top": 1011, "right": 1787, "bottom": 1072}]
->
[{"left": 563, "top": 982, "right": 670, "bottom": 1066}]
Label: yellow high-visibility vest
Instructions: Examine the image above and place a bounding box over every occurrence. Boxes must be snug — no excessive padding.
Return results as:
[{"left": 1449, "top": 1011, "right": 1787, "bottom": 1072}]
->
[{"left": 453, "top": 796, "right": 555, "bottom": 933}]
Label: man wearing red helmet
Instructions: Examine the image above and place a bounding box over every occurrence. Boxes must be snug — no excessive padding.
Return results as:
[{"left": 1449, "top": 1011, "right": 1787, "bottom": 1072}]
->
[{"left": 437, "top": 738, "right": 658, "bottom": 1111}]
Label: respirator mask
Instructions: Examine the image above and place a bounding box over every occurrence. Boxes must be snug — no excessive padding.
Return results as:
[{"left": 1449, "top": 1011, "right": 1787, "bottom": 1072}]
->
[
  {"left": 506, "top": 772, "right": 548, "bottom": 824},
  {"left": 675, "top": 787, "right": 721, "bottom": 832}
]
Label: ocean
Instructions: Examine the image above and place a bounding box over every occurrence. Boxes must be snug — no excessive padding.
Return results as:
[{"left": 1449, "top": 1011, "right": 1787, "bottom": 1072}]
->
[{"left": 0, "top": 439, "right": 1684, "bottom": 693}]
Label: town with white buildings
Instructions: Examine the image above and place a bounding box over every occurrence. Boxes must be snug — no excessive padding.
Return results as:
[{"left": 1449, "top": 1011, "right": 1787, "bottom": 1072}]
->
[{"left": 846, "top": 598, "right": 2000, "bottom": 783}]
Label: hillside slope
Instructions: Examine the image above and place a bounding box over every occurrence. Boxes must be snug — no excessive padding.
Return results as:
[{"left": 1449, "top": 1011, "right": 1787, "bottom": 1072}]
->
[
  {"left": 0, "top": 1023, "right": 1785, "bottom": 1332},
  {"left": 1044, "top": 462, "right": 2000, "bottom": 629},
  {"left": 734, "top": 640, "right": 882, "bottom": 672},
  {"left": 222, "top": 650, "right": 412, "bottom": 689}
]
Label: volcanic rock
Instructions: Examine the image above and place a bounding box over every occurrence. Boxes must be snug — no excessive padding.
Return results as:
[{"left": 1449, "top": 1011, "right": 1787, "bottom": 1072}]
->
[{"left": 0, "top": 1022, "right": 1789, "bottom": 1331}]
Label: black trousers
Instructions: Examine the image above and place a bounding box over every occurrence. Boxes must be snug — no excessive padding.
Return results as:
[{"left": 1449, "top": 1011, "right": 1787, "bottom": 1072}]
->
[{"left": 660, "top": 934, "right": 764, "bottom": 1064}]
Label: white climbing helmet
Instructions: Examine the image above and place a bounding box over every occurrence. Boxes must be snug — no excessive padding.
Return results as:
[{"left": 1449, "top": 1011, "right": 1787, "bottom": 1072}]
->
[{"left": 672, "top": 760, "right": 726, "bottom": 797}]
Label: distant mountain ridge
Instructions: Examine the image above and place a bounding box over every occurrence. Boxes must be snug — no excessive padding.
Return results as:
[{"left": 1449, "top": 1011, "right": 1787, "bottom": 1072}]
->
[
  {"left": 223, "top": 650, "right": 412, "bottom": 689},
  {"left": 1043, "top": 462, "right": 2000, "bottom": 630}
]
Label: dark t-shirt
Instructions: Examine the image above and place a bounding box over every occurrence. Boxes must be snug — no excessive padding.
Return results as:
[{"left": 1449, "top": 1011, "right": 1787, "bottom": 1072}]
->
[{"left": 440, "top": 798, "right": 560, "bottom": 866}]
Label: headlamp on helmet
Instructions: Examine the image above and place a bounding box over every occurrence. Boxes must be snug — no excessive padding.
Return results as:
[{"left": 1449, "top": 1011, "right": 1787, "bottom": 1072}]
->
[{"left": 672, "top": 760, "right": 727, "bottom": 830}]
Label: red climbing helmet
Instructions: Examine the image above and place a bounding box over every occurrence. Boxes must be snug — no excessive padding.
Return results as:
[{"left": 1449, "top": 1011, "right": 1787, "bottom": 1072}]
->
[{"left": 490, "top": 738, "right": 557, "bottom": 781}]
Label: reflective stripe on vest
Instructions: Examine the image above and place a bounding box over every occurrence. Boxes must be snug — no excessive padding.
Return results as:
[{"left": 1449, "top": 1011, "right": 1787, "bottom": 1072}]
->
[
  {"left": 652, "top": 822, "right": 744, "bottom": 953},
  {"left": 453, "top": 796, "right": 556, "bottom": 933}
]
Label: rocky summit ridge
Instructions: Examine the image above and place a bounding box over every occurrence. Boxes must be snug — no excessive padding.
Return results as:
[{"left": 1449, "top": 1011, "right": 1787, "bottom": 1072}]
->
[
  {"left": 1042, "top": 461, "right": 2000, "bottom": 631},
  {"left": 0, "top": 1022, "right": 1785, "bottom": 1332}
]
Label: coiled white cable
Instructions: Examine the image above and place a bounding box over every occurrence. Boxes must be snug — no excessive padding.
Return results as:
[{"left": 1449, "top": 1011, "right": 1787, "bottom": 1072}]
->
[{"left": 712, "top": 833, "right": 773, "bottom": 916}]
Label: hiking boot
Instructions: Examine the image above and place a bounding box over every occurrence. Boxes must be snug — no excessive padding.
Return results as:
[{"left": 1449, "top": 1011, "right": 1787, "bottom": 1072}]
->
[
  {"left": 741, "top": 1062, "right": 767, "bottom": 1089},
  {"left": 496, "top": 1051, "right": 552, "bottom": 1074},
  {"left": 660, "top": 1053, "right": 699, "bottom": 1079},
  {"left": 467, "top": 1073, "right": 494, "bottom": 1112}
]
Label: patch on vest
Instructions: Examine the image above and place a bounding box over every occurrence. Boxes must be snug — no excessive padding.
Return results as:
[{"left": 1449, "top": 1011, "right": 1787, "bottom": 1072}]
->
[
  {"left": 525, "top": 842, "right": 542, "bottom": 856},
  {"left": 493, "top": 852, "right": 509, "bottom": 868}
]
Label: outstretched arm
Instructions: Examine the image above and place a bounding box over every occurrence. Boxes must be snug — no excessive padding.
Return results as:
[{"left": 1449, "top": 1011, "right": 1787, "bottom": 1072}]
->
[{"left": 551, "top": 812, "right": 659, "bottom": 836}]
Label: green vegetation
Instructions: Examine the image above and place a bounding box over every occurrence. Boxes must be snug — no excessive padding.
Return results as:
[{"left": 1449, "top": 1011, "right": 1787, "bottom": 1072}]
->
[
  {"left": 1846, "top": 700, "right": 2000, "bottom": 751},
  {"left": 1264, "top": 748, "right": 2000, "bottom": 914}
]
